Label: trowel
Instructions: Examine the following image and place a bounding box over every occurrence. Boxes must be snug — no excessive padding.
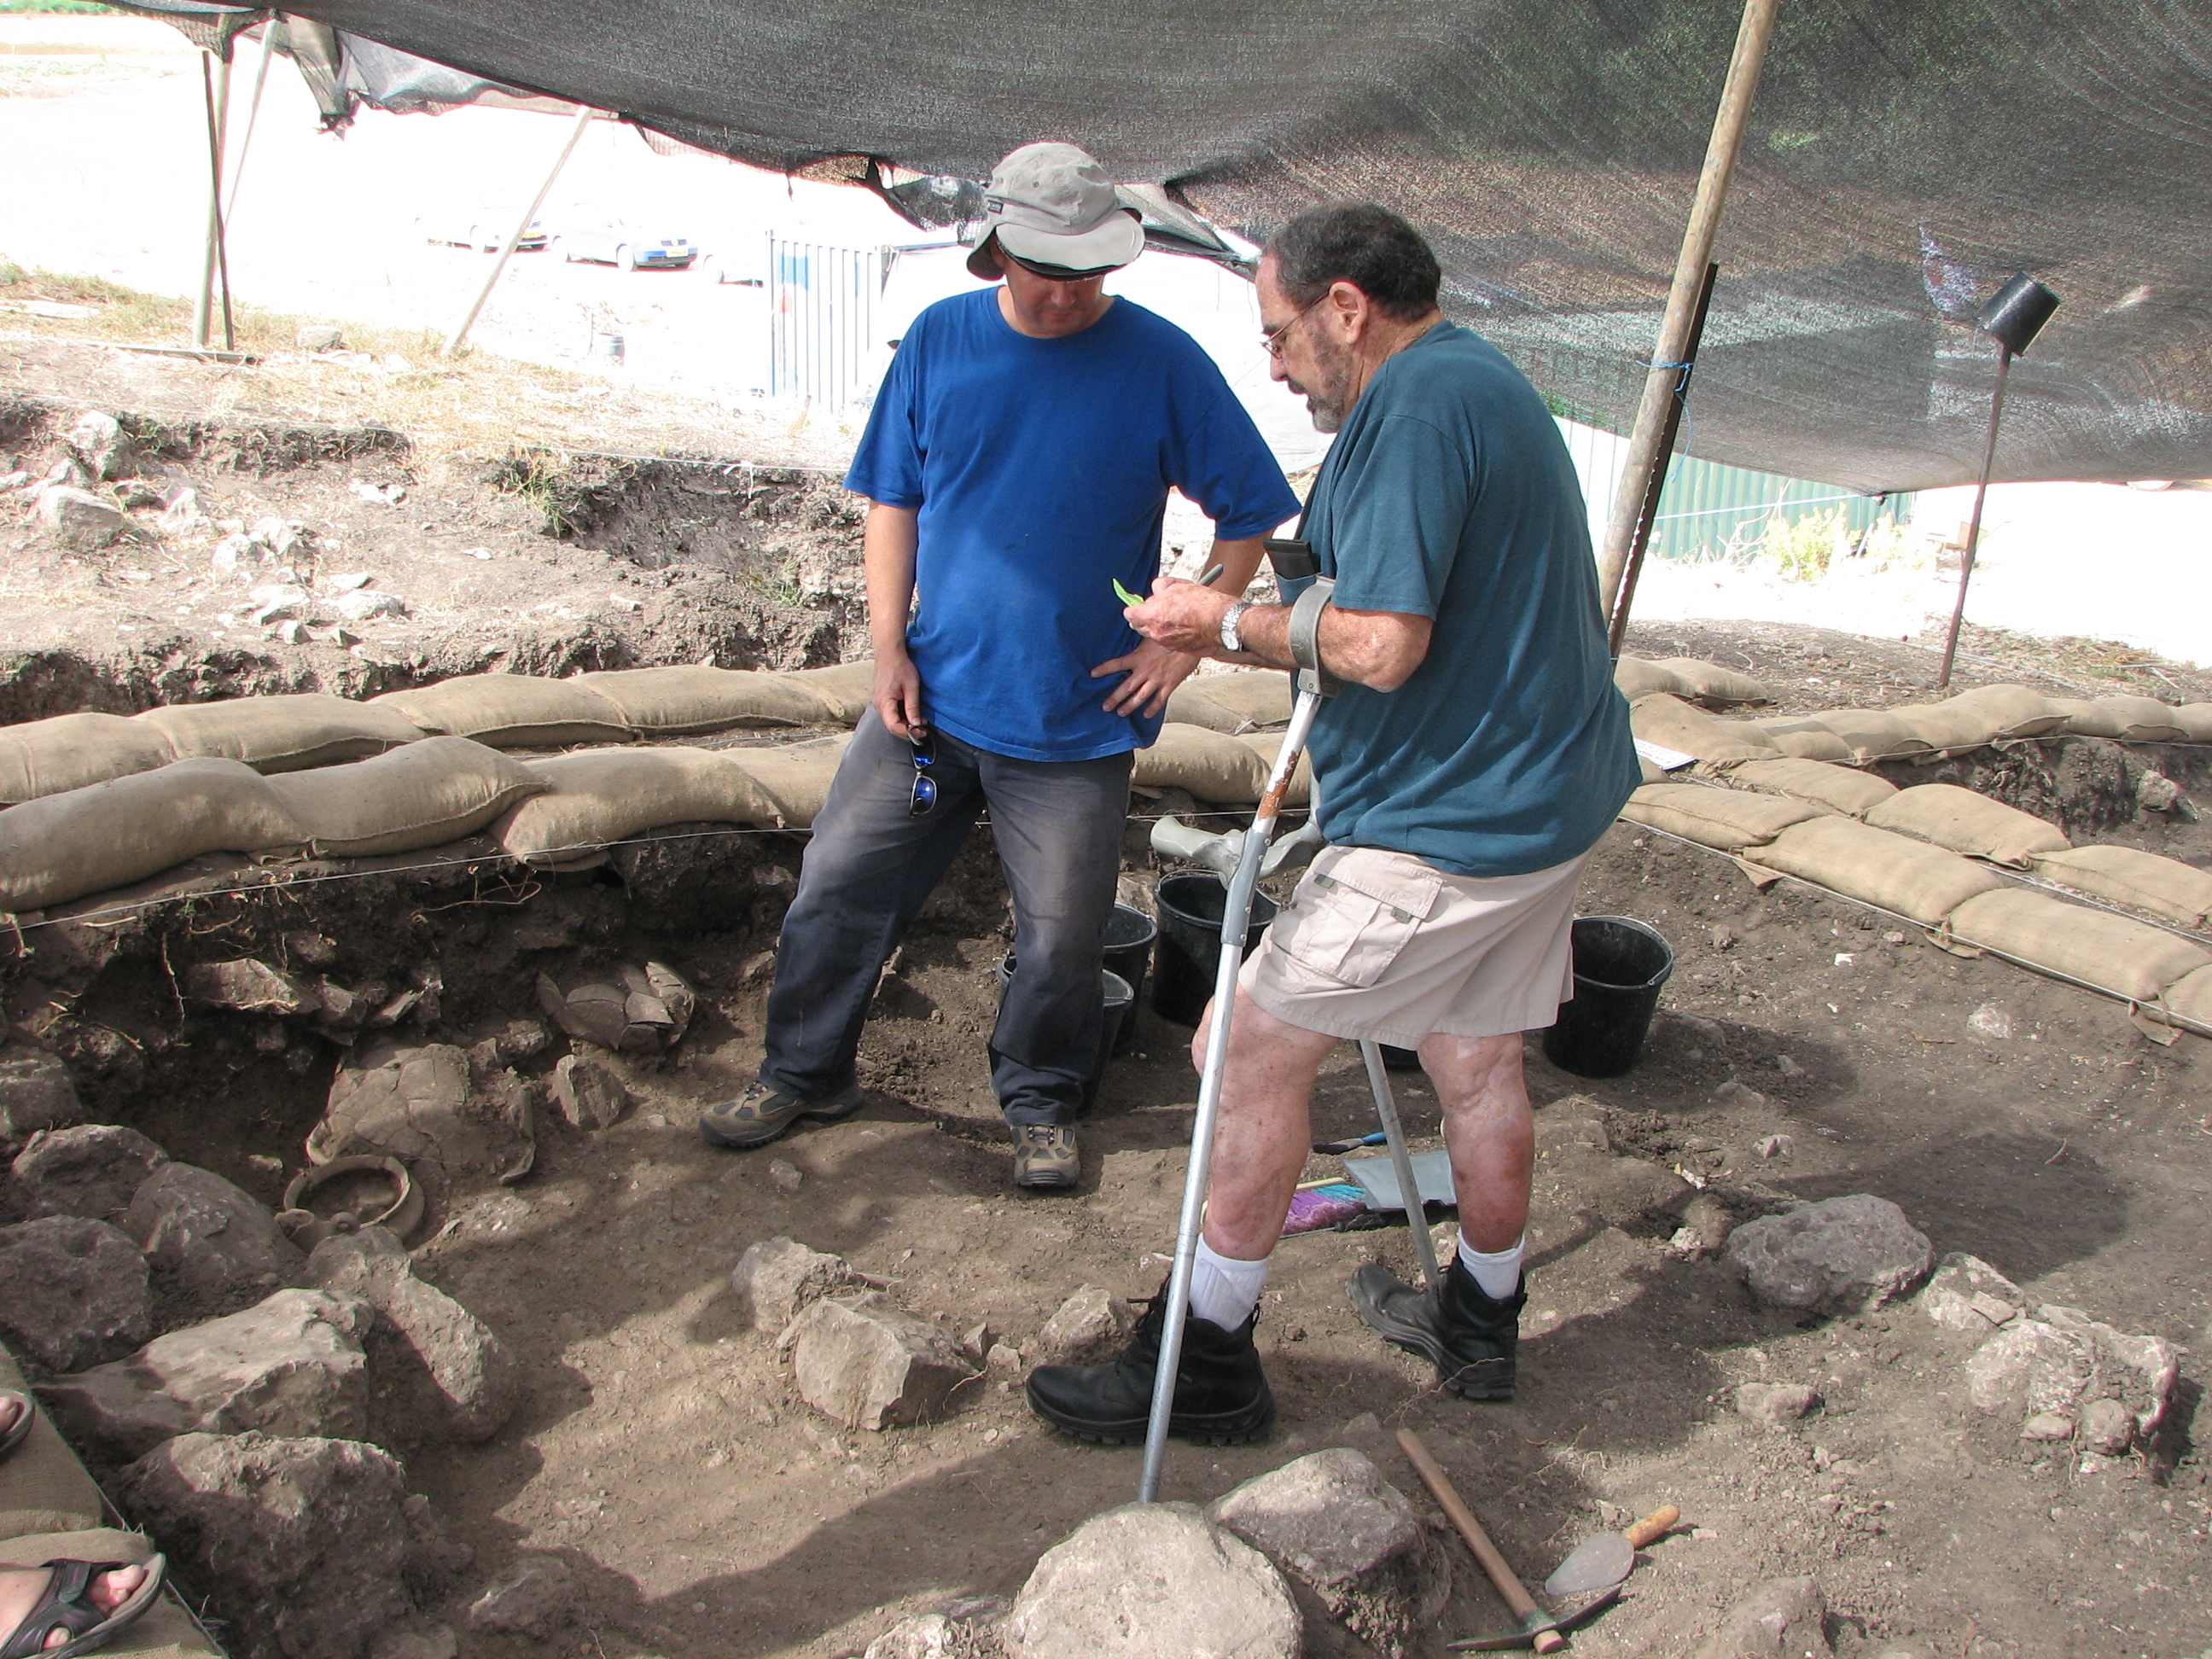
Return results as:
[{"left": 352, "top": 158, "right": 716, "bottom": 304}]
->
[{"left": 1541, "top": 1505, "right": 1679, "bottom": 1600}]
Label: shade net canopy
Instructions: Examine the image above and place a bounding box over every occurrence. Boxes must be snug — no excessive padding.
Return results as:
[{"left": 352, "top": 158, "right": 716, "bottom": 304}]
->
[{"left": 140, "top": 2, "right": 2212, "bottom": 491}]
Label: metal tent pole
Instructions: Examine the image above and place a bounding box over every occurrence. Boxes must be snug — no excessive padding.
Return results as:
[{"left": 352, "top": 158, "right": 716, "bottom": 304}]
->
[
  {"left": 191, "top": 49, "right": 233, "bottom": 349},
  {"left": 442, "top": 103, "right": 595, "bottom": 358},
  {"left": 222, "top": 21, "right": 277, "bottom": 224},
  {"left": 1595, "top": 0, "right": 1777, "bottom": 619},
  {"left": 1935, "top": 344, "right": 2013, "bottom": 691}
]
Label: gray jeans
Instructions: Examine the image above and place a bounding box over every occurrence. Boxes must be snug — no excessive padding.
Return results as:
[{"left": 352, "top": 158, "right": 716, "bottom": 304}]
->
[{"left": 760, "top": 709, "right": 1132, "bottom": 1126}]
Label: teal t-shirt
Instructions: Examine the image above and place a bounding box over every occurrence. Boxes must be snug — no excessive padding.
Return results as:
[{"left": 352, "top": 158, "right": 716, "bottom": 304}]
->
[{"left": 1302, "top": 321, "right": 1639, "bottom": 878}]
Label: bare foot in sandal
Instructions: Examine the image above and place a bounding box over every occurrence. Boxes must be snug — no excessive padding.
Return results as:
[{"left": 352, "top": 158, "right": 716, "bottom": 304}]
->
[{"left": 0, "top": 1559, "right": 154, "bottom": 1653}]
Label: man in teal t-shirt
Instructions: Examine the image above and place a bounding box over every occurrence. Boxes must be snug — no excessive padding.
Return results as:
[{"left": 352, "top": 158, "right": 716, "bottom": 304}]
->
[{"left": 1027, "top": 205, "right": 1637, "bottom": 1448}]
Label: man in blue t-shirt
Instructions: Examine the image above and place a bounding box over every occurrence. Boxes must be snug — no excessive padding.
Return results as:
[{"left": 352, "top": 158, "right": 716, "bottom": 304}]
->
[
  {"left": 699, "top": 142, "right": 1298, "bottom": 1191},
  {"left": 1027, "top": 205, "right": 1639, "bottom": 1446}
]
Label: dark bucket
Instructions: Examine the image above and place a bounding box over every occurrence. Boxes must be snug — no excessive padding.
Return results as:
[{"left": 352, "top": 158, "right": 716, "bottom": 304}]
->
[
  {"left": 1379, "top": 1044, "right": 1423, "bottom": 1072},
  {"left": 1103, "top": 903, "right": 1155, "bottom": 1054},
  {"left": 1151, "top": 872, "right": 1279, "bottom": 1027},
  {"left": 993, "top": 958, "right": 1135, "bottom": 1108},
  {"left": 1541, "top": 916, "right": 1674, "bottom": 1080}
]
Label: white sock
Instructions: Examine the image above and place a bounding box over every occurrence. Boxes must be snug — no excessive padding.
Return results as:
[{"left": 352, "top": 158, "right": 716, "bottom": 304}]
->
[
  {"left": 1457, "top": 1233, "right": 1527, "bottom": 1300},
  {"left": 1189, "top": 1238, "right": 1271, "bottom": 1330}
]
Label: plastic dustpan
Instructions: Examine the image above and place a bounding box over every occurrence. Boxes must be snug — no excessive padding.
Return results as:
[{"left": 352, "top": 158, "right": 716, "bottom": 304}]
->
[{"left": 1341, "top": 1149, "right": 1455, "bottom": 1211}]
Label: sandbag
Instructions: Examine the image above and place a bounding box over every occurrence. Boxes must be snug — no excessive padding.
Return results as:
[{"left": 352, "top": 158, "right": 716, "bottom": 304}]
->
[
  {"left": 1132, "top": 723, "right": 1270, "bottom": 801},
  {"left": 1888, "top": 702, "right": 2000, "bottom": 759},
  {"left": 1754, "top": 815, "right": 2006, "bottom": 924},
  {"left": 265, "top": 736, "right": 546, "bottom": 858},
  {"left": 1612, "top": 657, "right": 1689, "bottom": 700},
  {"left": 0, "top": 1346, "right": 102, "bottom": 1540},
  {"left": 1865, "top": 783, "right": 2069, "bottom": 868},
  {"left": 499, "top": 747, "right": 780, "bottom": 866},
  {"left": 2093, "top": 695, "right": 2189, "bottom": 743},
  {"left": 371, "top": 675, "right": 632, "bottom": 748},
  {"left": 1725, "top": 756, "right": 1899, "bottom": 817},
  {"left": 1621, "top": 783, "right": 1821, "bottom": 851},
  {"left": 138, "top": 693, "right": 424, "bottom": 773},
  {"left": 2046, "top": 698, "right": 2126, "bottom": 739},
  {"left": 1803, "top": 707, "right": 1932, "bottom": 762},
  {"left": 1629, "top": 694, "right": 1781, "bottom": 764},
  {"left": 0, "top": 713, "right": 176, "bottom": 806},
  {"left": 1651, "top": 656, "right": 1769, "bottom": 705},
  {"left": 1947, "top": 888, "right": 2212, "bottom": 1004},
  {"left": 1234, "top": 731, "right": 1312, "bottom": 806},
  {"left": 0, "top": 760, "right": 302, "bottom": 912},
  {"left": 1942, "top": 684, "right": 2065, "bottom": 740},
  {"left": 1749, "top": 716, "right": 1855, "bottom": 763},
  {"left": 2031, "top": 845, "right": 2212, "bottom": 928},
  {"left": 577, "top": 667, "right": 835, "bottom": 734},
  {"left": 2163, "top": 963, "right": 2212, "bottom": 1031},
  {"left": 1167, "top": 670, "right": 1295, "bottom": 732},
  {"left": 0, "top": 1528, "right": 219, "bottom": 1657},
  {"left": 2174, "top": 704, "right": 2212, "bottom": 742},
  {"left": 785, "top": 659, "right": 878, "bottom": 724},
  {"left": 726, "top": 736, "right": 852, "bottom": 827}
]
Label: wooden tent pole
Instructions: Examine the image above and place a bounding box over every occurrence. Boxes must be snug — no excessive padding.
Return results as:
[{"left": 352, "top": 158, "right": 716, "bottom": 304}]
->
[
  {"left": 441, "top": 103, "right": 595, "bottom": 358},
  {"left": 1596, "top": 0, "right": 1778, "bottom": 620},
  {"left": 1608, "top": 259, "right": 1720, "bottom": 657}
]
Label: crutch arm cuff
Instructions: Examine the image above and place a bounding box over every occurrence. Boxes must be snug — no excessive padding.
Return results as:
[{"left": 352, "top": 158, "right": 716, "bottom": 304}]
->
[{"left": 1288, "top": 576, "right": 1340, "bottom": 697}]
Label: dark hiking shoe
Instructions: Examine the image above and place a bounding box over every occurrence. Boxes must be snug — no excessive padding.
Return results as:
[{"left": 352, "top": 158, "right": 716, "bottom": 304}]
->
[
  {"left": 1011, "top": 1124, "right": 1080, "bottom": 1190},
  {"left": 1026, "top": 1281, "right": 1275, "bottom": 1446},
  {"left": 698, "top": 1080, "right": 863, "bottom": 1150},
  {"left": 1348, "top": 1257, "right": 1526, "bottom": 1401}
]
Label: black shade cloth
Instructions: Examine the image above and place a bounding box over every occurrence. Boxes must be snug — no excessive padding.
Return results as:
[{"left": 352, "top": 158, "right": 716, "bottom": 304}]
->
[{"left": 125, "top": 2, "right": 2212, "bottom": 490}]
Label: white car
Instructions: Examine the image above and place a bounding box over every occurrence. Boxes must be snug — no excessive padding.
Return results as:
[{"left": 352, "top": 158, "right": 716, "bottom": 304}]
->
[
  {"left": 417, "top": 207, "right": 547, "bottom": 253},
  {"left": 552, "top": 216, "right": 696, "bottom": 271},
  {"left": 697, "top": 247, "right": 767, "bottom": 287}
]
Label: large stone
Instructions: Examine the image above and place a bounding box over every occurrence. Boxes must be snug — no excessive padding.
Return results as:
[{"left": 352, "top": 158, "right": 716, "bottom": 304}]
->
[
  {"left": 1209, "top": 1447, "right": 1449, "bottom": 1656},
  {"left": 125, "top": 1161, "right": 306, "bottom": 1313},
  {"left": 1034, "top": 1285, "right": 1138, "bottom": 1365},
  {"left": 1693, "top": 1575, "right": 1831, "bottom": 1658},
  {"left": 466, "top": 1553, "right": 577, "bottom": 1639},
  {"left": 1735, "top": 1382, "right": 1821, "bottom": 1429},
  {"left": 310, "top": 1040, "right": 533, "bottom": 1181},
  {"left": 0, "top": 1048, "right": 87, "bottom": 1150},
  {"left": 64, "top": 410, "right": 136, "bottom": 480},
  {"left": 308, "top": 1225, "right": 521, "bottom": 1441},
  {"left": 1005, "top": 1501, "right": 1301, "bottom": 1659},
  {"left": 37, "top": 485, "right": 128, "bottom": 550},
  {"left": 1966, "top": 1306, "right": 2179, "bottom": 1438},
  {"left": 183, "top": 958, "right": 319, "bottom": 1016},
  {"left": 10, "top": 1123, "right": 167, "bottom": 1220},
  {"left": 0, "top": 1216, "right": 152, "bottom": 1371},
  {"left": 1723, "top": 1195, "right": 1933, "bottom": 1314},
  {"left": 731, "top": 1236, "right": 851, "bottom": 1331},
  {"left": 43, "top": 1286, "right": 373, "bottom": 1461},
  {"left": 118, "top": 1430, "right": 418, "bottom": 1659},
  {"left": 785, "top": 1291, "right": 977, "bottom": 1431},
  {"left": 1917, "top": 1253, "right": 2029, "bottom": 1332},
  {"left": 550, "top": 1053, "right": 631, "bottom": 1130}
]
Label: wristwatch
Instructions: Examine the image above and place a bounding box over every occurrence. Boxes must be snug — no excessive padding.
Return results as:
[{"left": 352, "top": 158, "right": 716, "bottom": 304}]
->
[{"left": 1219, "top": 600, "right": 1253, "bottom": 653}]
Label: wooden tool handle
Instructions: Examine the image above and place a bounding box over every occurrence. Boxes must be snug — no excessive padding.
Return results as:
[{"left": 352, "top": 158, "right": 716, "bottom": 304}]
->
[
  {"left": 1398, "top": 1429, "right": 1567, "bottom": 1655},
  {"left": 1624, "top": 1505, "right": 1679, "bottom": 1549}
]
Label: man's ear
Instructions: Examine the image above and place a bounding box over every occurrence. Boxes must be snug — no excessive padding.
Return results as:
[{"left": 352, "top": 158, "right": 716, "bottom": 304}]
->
[{"left": 1325, "top": 279, "right": 1367, "bottom": 338}]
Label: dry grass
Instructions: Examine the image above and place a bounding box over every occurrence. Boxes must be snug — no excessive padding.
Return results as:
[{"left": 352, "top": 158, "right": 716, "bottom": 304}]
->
[{"left": 1936, "top": 619, "right": 2209, "bottom": 701}]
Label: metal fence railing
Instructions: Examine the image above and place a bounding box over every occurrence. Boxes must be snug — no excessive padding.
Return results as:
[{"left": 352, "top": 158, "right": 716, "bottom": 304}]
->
[{"left": 767, "top": 236, "right": 880, "bottom": 412}]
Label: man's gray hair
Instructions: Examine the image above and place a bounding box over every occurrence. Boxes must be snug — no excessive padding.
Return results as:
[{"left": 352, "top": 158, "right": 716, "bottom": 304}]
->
[{"left": 1267, "top": 204, "right": 1441, "bottom": 323}]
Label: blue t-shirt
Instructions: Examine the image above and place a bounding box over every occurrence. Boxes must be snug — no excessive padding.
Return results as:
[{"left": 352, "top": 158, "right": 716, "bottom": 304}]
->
[
  {"left": 1303, "top": 322, "right": 1640, "bottom": 878},
  {"left": 845, "top": 289, "right": 1298, "bottom": 761}
]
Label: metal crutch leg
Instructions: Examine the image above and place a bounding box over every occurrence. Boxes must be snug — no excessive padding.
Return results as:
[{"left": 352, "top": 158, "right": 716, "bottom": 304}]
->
[{"left": 1360, "top": 1039, "right": 1444, "bottom": 1294}]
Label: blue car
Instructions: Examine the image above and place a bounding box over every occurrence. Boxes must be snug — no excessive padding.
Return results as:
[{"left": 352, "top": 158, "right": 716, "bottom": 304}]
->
[{"left": 552, "top": 215, "right": 696, "bottom": 271}]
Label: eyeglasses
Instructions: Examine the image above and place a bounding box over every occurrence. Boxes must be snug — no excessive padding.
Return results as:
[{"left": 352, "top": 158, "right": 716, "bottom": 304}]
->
[
  {"left": 1262, "top": 294, "right": 1326, "bottom": 358},
  {"left": 908, "top": 728, "right": 938, "bottom": 817}
]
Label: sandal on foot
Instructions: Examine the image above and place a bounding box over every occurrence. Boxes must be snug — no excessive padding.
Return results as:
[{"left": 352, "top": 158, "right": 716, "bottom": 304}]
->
[
  {"left": 0, "top": 1555, "right": 166, "bottom": 1659},
  {"left": 0, "top": 1393, "right": 32, "bottom": 1462}
]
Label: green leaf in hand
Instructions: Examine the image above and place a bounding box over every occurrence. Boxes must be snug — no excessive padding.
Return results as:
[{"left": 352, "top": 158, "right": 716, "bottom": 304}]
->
[{"left": 1113, "top": 579, "right": 1142, "bottom": 608}]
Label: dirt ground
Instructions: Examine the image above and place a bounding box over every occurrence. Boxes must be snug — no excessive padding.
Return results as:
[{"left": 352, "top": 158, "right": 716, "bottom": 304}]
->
[{"left": 1, "top": 381, "right": 2208, "bottom": 1658}]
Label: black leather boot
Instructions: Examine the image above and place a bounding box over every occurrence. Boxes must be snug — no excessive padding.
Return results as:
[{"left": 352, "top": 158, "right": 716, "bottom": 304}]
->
[
  {"left": 1348, "top": 1256, "right": 1525, "bottom": 1400},
  {"left": 1025, "top": 1280, "right": 1276, "bottom": 1446}
]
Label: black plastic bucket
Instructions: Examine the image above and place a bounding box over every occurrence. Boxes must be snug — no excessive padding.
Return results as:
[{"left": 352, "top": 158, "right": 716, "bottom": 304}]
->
[
  {"left": 1103, "top": 904, "right": 1155, "bottom": 1054},
  {"left": 1379, "top": 1044, "right": 1423, "bottom": 1072},
  {"left": 993, "top": 958, "right": 1135, "bottom": 1108},
  {"left": 1151, "top": 873, "right": 1279, "bottom": 1027},
  {"left": 1541, "top": 916, "right": 1674, "bottom": 1080}
]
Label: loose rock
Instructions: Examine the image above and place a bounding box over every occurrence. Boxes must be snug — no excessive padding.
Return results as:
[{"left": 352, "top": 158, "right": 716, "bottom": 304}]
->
[
  {"left": 1724, "top": 1194, "right": 1933, "bottom": 1313},
  {"left": 37, "top": 485, "right": 128, "bottom": 550},
  {"left": 308, "top": 1225, "right": 521, "bottom": 1441},
  {"left": 1680, "top": 1192, "right": 1734, "bottom": 1254},
  {"left": 2019, "top": 1412, "right": 2075, "bottom": 1442},
  {"left": 1917, "top": 1253, "right": 2028, "bottom": 1332},
  {"left": 786, "top": 1291, "right": 978, "bottom": 1431},
  {"left": 1968, "top": 1003, "right": 2013, "bottom": 1039},
  {"left": 0, "top": 1048, "right": 88, "bottom": 1150},
  {"left": 118, "top": 1429, "right": 418, "bottom": 1659},
  {"left": 1735, "top": 1381, "right": 1821, "bottom": 1429},
  {"left": 10, "top": 1123, "right": 167, "bottom": 1220},
  {"left": 1208, "top": 1447, "right": 1449, "bottom": 1656},
  {"left": 1034, "top": 1285, "right": 1140, "bottom": 1366},
  {"left": 1004, "top": 1501, "right": 1301, "bottom": 1659},
  {"left": 864, "top": 1613, "right": 964, "bottom": 1659},
  {"left": 64, "top": 411, "right": 135, "bottom": 481},
  {"left": 333, "top": 589, "right": 408, "bottom": 621},
  {"left": 1967, "top": 1318, "right": 2095, "bottom": 1421},
  {"left": 767, "top": 1156, "right": 804, "bottom": 1193},
  {"left": 296, "top": 324, "right": 346, "bottom": 352},
  {"left": 43, "top": 1286, "right": 373, "bottom": 1460},
  {"left": 0, "top": 1215, "right": 153, "bottom": 1371},
  {"left": 125, "top": 1161, "right": 307, "bottom": 1313},
  {"left": 2079, "top": 1396, "right": 2135, "bottom": 1455},
  {"left": 731, "top": 1236, "right": 852, "bottom": 1331},
  {"left": 466, "top": 1553, "right": 576, "bottom": 1639},
  {"left": 550, "top": 1053, "right": 632, "bottom": 1130},
  {"left": 1692, "top": 1575, "right": 1831, "bottom": 1659},
  {"left": 183, "top": 958, "right": 320, "bottom": 1016}
]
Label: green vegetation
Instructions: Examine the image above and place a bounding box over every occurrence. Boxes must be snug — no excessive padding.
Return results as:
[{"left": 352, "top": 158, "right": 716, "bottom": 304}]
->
[{"left": 1759, "top": 505, "right": 1848, "bottom": 583}]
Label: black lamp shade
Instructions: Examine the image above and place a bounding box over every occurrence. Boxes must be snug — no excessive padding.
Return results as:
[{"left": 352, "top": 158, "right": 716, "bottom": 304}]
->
[{"left": 1976, "top": 273, "right": 2061, "bottom": 356}]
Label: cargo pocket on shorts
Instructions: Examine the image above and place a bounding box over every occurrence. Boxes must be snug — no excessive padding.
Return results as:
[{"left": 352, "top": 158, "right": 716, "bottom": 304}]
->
[{"left": 1275, "top": 847, "right": 1442, "bottom": 987}]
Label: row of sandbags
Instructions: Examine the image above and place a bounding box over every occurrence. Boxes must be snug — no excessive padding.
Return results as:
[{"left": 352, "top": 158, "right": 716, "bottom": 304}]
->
[
  {"left": 1623, "top": 765, "right": 2212, "bottom": 1033},
  {"left": 1633, "top": 683, "right": 2212, "bottom": 767}
]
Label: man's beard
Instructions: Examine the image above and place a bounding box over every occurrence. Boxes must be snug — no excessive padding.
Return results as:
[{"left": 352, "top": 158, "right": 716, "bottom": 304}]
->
[{"left": 1297, "top": 334, "right": 1357, "bottom": 433}]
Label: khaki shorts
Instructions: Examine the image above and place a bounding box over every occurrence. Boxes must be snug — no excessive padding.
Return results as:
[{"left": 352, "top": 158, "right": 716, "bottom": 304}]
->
[{"left": 1241, "top": 844, "right": 1587, "bottom": 1049}]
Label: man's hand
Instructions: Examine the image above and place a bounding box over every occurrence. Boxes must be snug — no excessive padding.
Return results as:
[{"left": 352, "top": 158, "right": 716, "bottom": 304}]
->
[
  {"left": 1091, "top": 635, "right": 1201, "bottom": 719},
  {"left": 873, "top": 653, "right": 925, "bottom": 740},
  {"left": 1123, "top": 574, "right": 1237, "bottom": 660}
]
